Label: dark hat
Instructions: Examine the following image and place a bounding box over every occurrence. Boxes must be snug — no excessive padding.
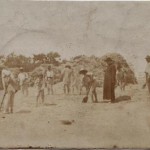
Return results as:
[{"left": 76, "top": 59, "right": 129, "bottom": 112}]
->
[
  {"left": 104, "top": 57, "right": 113, "bottom": 62},
  {"left": 65, "top": 65, "right": 71, "bottom": 68},
  {"left": 145, "top": 55, "right": 150, "bottom": 59},
  {"left": 79, "top": 69, "right": 88, "bottom": 74}
]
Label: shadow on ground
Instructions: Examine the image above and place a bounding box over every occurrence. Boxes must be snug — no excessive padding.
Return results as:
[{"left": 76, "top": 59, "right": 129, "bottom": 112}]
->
[
  {"left": 16, "top": 110, "right": 31, "bottom": 114},
  {"left": 99, "top": 95, "right": 131, "bottom": 103},
  {"left": 44, "top": 103, "right": 57, "bottom": 106},
  {"left": 115, "top": 95, "right": 131, "bottom": 103}
]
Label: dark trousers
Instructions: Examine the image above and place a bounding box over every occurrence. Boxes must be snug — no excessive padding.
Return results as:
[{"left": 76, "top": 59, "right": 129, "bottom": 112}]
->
[
  {"left": 147, "top": 78, "right": 150, "bottom": 94},
  {"left": 111, "top": 85, "right": 115, "bottom": 102}
]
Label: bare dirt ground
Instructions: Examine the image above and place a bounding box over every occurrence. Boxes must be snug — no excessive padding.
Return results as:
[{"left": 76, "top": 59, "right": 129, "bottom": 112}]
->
[{"left": 0, "top": 78, "right": 150, "bottom": 148}]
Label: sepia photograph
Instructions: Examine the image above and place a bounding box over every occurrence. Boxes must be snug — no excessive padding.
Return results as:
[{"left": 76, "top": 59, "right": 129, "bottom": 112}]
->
[{"left": 0, "top": 0, "right": 150, "bottom": 149}]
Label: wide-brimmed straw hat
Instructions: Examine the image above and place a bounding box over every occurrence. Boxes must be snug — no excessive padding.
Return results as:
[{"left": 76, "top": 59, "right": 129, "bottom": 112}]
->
[
  {"left": 79, "top": 68, "right": 88, "bottom": 74},
  {"left": 65, "top": 65, "right": 71, "bottom": 69}
]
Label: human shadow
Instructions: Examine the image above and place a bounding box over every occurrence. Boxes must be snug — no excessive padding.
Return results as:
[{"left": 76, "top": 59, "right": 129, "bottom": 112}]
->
[
  {"left": 16, "top": 110, "right": 31, "bottom": 114},
  {"left": 44, "top": 103, "right": 57, "bottom": 106},
  {"left": 99, "top": 100, "right": 110, "bottom": 103},
  {"left": 115, "top": 95, "right": 131, "bottom": 103}
]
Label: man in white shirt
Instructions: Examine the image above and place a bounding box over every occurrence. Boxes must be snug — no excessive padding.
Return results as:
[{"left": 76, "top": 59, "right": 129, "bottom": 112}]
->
[
  {"left": 1, "top": 66, "right": 18, "bottom": 114},
  {"left": 18, "top": 67, "right": 29, "bottom": 96},
  {"left": 145, "top": 55, "right": 150, "bottom": 94},
  {"left": 1, "top": 66, "right": 12, "bottom": 91},
  {"left": 45, "top": 65, "right": 54, "bottom": 95}
]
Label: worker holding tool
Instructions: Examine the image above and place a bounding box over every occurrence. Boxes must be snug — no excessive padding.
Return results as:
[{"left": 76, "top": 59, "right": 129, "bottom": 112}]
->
[
  {"left": 1, "top": 67, "right": 19, "bottom": 114},
  {"left": 79, "top": 69, "right": 98, "bottom": 103}
]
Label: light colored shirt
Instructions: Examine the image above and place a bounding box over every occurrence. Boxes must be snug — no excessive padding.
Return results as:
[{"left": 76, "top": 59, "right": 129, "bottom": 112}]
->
[
  {"left": 46, "top": 70, "right": 54, "bottom": 78},
  {"left": 18, "top": 72, "right": 28, "bottom": 85},
  {"left": 145, "top": 62, "right": 150, "bottom": 75},
  {"left": 2, "top": 69, "right": 11, "bottom": 90},
  {"left": 18, "top": 72, "right": 28, "bottom": 80},
  {"left": 2, "top": 69, "right": 18, "bottom": 92},
  {"left": 2, "top": 69, "right": 11, "bottom": 78}
]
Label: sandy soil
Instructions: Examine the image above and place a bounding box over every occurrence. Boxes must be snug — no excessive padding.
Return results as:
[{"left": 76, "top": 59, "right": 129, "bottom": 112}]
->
[{"left": 0, "top": 79, "right": 150, "bottom": 148}]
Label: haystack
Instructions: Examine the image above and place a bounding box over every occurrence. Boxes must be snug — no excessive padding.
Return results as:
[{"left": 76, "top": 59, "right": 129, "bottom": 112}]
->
[{"left": 71, "top": 53, "right": 137, "bottom": 87}]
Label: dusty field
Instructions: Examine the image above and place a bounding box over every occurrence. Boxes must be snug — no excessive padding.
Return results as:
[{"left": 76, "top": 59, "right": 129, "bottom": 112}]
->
[{"left": 0, "top": 79, "right": 150, "bottom": 148}]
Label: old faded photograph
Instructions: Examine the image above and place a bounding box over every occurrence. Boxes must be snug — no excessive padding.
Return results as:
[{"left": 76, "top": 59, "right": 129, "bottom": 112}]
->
[{"left": 0, "top": 0, "right": 150, "bottom": 149}]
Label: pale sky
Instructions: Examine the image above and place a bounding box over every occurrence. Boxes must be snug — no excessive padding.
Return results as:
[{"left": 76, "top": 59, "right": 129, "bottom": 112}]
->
[{"left": 0, "top": 1, "right": 150, "bottom": 74}]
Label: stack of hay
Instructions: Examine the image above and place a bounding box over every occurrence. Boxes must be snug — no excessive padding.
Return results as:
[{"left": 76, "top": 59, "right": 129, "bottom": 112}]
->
[
  {"left": 101, "top": 53, "right": 137, "bottom": 84},
  {"left": 71, "top": 53, "right": 137, "bottom": 87}
]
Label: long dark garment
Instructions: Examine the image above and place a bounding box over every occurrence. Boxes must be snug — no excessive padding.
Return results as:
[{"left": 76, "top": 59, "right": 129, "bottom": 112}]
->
[
  {"left": 103, "top": 63, "right": 116, "bottom": 102},
  {"left": 147, "top": 77, "right": 150, "bottom": 93}
]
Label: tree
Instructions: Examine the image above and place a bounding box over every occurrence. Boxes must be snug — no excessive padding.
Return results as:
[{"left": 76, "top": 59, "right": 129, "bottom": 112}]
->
[
  {"left": 33, "top": 53, "right": 47, "bottom": 64},
  {"left": 3, "top": 53, "right": 37, "bottom": 72},
  {"left": 46, "top": 52, "right": 60, "bottom": 65}
]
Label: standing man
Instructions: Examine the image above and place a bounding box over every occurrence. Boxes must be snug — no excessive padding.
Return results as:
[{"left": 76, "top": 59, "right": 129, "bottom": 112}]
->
[
  {"left": 71, "top": 69, "right": 81, "bottom": 94},
  {"left": 34, "top": 74, "right": 45, "bottom": 106},
  {"left": 45, "top": 65, "right": 54, "bottom": 95},
  {"left": 145, "top": 55, "right": 150, "bottom": 94},
  {"left": 103, "top": 57, "right": 116, "bottom": 103},
  {"left": 1, "top": 66, "right": 11, "bottom": 92},
  {"left": 18, "top": 67, "right": 29, "bottom": 96},
  {"left": 62, "top": 65, "right": 72, "bottom": 94},
  {"left": 1, "top": 68, "right": 18, "bottom": 114}
]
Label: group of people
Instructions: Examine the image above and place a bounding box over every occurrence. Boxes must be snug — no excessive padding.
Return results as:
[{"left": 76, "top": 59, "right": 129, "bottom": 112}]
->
[
  {"left": 1, "top": 55, "right": 150, "bottom": 114},
  {"left": 27, "top": 65, "right": 55, "bottom": 107},
  {"left": 1, "top": 65, "right": 55, "bottom": 112},
  {"left": 103, "top": 55, "right": 150, "bottom": 103}
]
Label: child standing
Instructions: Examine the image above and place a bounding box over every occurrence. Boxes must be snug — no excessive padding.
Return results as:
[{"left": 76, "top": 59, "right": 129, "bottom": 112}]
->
[
  {"left": 45, "top": 65, "right": 54, "bottom": 95},
  {"left": 35, "top": 74, "right": 45, "bottom": 106}
]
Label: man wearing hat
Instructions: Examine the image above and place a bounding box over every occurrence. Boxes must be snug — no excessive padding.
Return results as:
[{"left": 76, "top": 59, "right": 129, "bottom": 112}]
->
[
  {"left": 34, "top": 74, "right": 45, "bottom": 106},
  {"left": 45, "top": 65, "right": 54, "bottom": 95},
  {"left": 103, "top": 57, "right": 116, "bottom": 103},
  {"left": 71, "top": 68, "right": 81, "bottom": 94},
  {"left": 1, "top": 67, "right": 18, "bottom": 113},
  {"left": 1, "top": 66, "right": 11, "bottom": 92},
  {"left": 79, "top": 69, "right": 98, "bottom": 103},
  {"left": 18, "top": 67, "right": 29, "bottom": 96},
  {"left": 145, "top": 55, "right": 150, "bottom": 94},
  {"left": 79, "top": 69, "right": 89, "bottom": 93},
  {"left": 61, "top": 65, "right": 73, "bottom": 94}
]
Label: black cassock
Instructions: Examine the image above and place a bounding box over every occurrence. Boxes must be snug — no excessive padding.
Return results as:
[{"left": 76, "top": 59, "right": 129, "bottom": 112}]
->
[{"left": 103, "top": 63, "right": 116, "bottom": 102}]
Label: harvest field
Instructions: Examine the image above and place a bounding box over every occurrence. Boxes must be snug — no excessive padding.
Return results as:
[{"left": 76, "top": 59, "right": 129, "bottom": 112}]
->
[{"left": 0, "top": 78, "right": 150, "bottom": 148}]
